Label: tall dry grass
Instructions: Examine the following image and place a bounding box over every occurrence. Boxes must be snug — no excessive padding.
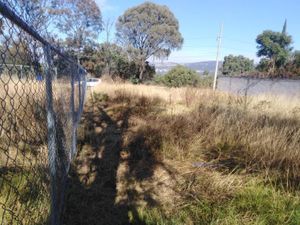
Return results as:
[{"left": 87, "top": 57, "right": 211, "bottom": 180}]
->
[
  {"left": 83, "top": 83, "right": 300, "bottom": 224},
  {"left": 0, "top": 78, "right": 50, "bottom": 224},
  {"left": 93, "top": 82, "right": 300, "bottom": 117},
  {"left": 93, "top": 82, "right": 300, "bottom": 189},
  {"left": 0, "top": 72, "right": 83, "bottom": 224}
]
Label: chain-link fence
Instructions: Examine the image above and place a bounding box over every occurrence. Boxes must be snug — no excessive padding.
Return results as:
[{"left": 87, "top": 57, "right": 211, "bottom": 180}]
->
[{"left": 0, "top": 2, "right": 86, "bottom": 225}]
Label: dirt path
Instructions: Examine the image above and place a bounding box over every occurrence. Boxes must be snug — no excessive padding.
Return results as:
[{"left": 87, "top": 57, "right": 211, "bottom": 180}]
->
[
  {"left": 62, "top": 98, "right": 179, "bottom": 225},
  {"left": 62, "top": 99, "right": 131, "bottom": 225}
]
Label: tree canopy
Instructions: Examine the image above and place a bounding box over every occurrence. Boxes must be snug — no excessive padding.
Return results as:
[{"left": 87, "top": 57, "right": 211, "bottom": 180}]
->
[
  {"left": 52, "top": 0, "right": 103, "bottom": 50},
  {"left": 294, "top": 51, "right": 300, "bottom": 67},
  {"left": 4, "top": 0, "right": 59, "bottom": 36},
  {"left": 4, "top": 0, "right": 103, "bottom": 52},
  {"left": 116, "top": 2, "right": 183, "bottom": 81},
  {"left": 79, "top": 43, "right": 155, "bottom": 80},
  {"left": 256, "top": 30, "right": 292, "bottom": 73},
  {"left": 222, "top": 55, "right": 254, "bottom": 76},
  {"left": 156, "top": 65, "right": 199, "bottom": 87}
]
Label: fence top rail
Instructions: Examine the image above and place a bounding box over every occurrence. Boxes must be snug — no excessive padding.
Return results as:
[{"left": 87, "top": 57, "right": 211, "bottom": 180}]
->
[{"left": 0, "top": 1, "right": 86, "bottom": 73}]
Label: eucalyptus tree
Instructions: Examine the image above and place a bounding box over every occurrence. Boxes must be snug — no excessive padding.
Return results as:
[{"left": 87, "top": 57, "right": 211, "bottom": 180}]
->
[
  {"left": 116, "top": 2, "right": 183, "bottom": 80},
  {"left": 52, "top": 0, "right": 103, "bottom": 51}
]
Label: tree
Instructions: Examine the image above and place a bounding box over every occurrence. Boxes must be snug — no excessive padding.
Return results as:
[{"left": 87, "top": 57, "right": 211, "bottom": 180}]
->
[
  {"left": 103, "top": 18, "right": 115, "bottom": 44},
  {"left": 1, "top": 39, "right": 32, "bottom": 65},
  {"left": 256, "top": 30, "right": 292, "bottom": 74},
  {"left": 116, "top": 2, "right": 183, "bottom": 81},
  {"left": 282, "top": 51, "right": 300, "bottom": 77},
  {"left": 282, "top": 19, "right": 287, "bottom": 34},
  {"left": 80, "top": 43, "right": 127, "bottom": 77},
  {"left": 293, "top": 50, "right": 300, "bottom": 67},
  {"left": 78, "top": 45, "right": 104, "bottom": 77},
  {"left": 256, "top": 58, "right": 272, "bottom": 73},
  {"left": 101, "top": 18, "right": 116, "bottom": 75},
  {"left": 222, "top": 55, "right": 254, "bottom": 76},
  {"left": 157, "top": 65, "right": 199, "bottom": 87},
  {"left": 5, "top": 0, "right": 59, "bottom": 70},
  {"left": 5, "top": 0, "right": 55, "bottom": 34},
  {"left": 53, "top": 0, "right": 103, "bottom": 51},
  {"left": 79, "top": 43, "right": 155, "bottom": 80}
]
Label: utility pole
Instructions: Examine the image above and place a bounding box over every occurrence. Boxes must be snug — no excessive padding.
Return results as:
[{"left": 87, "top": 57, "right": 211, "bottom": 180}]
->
[{"left": 213, "top": 23, "right": 223, "bottom": 91}]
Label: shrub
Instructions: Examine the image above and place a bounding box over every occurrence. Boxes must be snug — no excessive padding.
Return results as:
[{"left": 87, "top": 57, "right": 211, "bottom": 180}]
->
[
  {"left": 198, "top": 75, "right": 213, "bottom": 88},
  {"left": 158, "top": 65, "right": 200, "bottom": 87},
  {"left": 223, "top": 55, "right": 254, "bottom": 76}
]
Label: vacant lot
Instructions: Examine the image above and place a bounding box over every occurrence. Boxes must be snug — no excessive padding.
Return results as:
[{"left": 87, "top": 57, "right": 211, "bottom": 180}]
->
[{"left": 63, "top": 82, "right": 300, "bottom": 225}]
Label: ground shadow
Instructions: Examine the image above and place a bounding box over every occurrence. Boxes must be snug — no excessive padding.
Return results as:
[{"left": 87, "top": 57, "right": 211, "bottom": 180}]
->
[{"left": 62, "top": 98, "right": 162, "bottom": 225}]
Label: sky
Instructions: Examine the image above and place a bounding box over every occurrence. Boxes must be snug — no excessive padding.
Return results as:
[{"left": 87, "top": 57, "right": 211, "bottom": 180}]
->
[{"left": 95, "top": 0, "right": 300, "bottom": 63}]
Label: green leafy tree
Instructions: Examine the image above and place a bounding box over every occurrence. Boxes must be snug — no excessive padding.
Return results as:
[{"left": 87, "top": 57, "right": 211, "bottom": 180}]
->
[
  {"left": 157, "top": 65, "right": 199, "bottom": 87},
  {"left": 282, "top": 51, "right": 300, "bottom": 77},
  {"left": 97, "top": 43, "right": 127, "bottom": 77},
  {"left": 53, "top": 0, "right": 103, "bottom": 50},
  {"left": 256, "top": 58, "right": 272, "bottom": 73},
  {"left": 293, "top": 50, "right": 300, "bottom": 67},
  {"left": 80, "top": 45, "right": 105, "bottom": 77},
  {"left": 0, "top": 39, "right": 31, "bottom": 66},
  {"left": 80, "top": 43, "right": 155, "bottom": 79},
  {"left": 222, "top": 55, "right": 254, "bottom": 76},
  {"left": 256, "top": 30, "right": 292, "bottom": 74},
  {"left": 79, "top": 43, "right": 125, "bottom": 77},
  {"left": 6, "top": 0, "right": 56, "bottom": 35},
  {"left": 116, "top": 2, "right": 183, "bottom": 81}
]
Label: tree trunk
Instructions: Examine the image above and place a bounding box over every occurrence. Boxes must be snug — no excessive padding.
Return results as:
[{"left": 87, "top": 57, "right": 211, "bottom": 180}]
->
[
  {"left": 139, "top": 58, "right": 146, "bottom": 81},
  {"left": 271, "top": 58, "right": 276, "bottom": 75}
]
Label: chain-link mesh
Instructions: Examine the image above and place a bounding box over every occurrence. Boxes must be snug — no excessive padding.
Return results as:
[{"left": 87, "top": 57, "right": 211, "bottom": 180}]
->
[{"left": 0, "top": 2, "right": 86, "bottom": 225}]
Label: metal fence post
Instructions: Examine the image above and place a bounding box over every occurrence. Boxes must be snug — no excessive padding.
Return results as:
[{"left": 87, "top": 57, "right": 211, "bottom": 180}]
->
[
  {"left": 70, "top": 65, "right": 76, "bottom": 159},
  {"left": 78, "top": 68, "right": 87, "bottom": 118},
  {"left": 0, "top": 3, "right": 88, "bottom": 224},
  {"left": 44, "top": 44, "right": 59, "bottom": 225},
  {"left": 20, "top": 65, "right": 23, "bottom": 79}
]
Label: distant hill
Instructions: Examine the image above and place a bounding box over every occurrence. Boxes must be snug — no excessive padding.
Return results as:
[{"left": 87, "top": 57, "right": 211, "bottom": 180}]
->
[
  {"left": 184, "top": 61, "right": 221, "bottom": 73},
  {"left": 155, "top": 61, "right": 222, "bottom": 75},
  {"left": 155, "top": 62, "right": 179, "bottom": 74}
]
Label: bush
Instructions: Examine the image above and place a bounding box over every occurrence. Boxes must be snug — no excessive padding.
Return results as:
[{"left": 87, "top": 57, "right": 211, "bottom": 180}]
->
[
  {"left": 157, "top": 65, "right": 200, "bottom": 87},
  {"left": 198, "top": 75, "right": 213, "bottom": 88},
  {"left": 129, "top": 76, "right": 140, "bottom": 84},
  {"left": 222, "top": 55, "right": 254, "bottom": 76}
]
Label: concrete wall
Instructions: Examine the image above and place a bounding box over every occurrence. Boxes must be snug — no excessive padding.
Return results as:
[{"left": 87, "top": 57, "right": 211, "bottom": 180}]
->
[{"left": 217, "top": 76, "right": 300, "bottom": 97}]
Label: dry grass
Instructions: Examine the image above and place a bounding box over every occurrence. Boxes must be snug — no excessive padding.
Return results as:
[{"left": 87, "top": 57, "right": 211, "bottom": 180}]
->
[
  {"left": 0, "top": 74, "right": 88, "bottom": 224},
  {"left": 64, "top": 82, "right": 300, "bottom": 224},
  {"left": 92, "top": 82, "right": 300, "bottom": 117},
  {"left": 101, "top": 83, "right": 300, "bottom": 184},
  {"left": 0, "top": 79, "right": 51, "bottom": 225}
]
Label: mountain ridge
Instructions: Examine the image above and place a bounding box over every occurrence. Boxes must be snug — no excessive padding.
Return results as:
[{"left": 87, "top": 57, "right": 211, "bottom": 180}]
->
[{"left": 155, "top": 61, "right": 222, "bottom": 75}]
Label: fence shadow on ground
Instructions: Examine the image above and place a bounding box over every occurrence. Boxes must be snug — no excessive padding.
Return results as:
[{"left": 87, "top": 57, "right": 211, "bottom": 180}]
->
[{"left": 62, "top": 98, "right": 164, "bottom": 225}]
